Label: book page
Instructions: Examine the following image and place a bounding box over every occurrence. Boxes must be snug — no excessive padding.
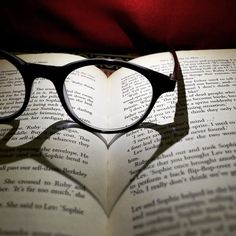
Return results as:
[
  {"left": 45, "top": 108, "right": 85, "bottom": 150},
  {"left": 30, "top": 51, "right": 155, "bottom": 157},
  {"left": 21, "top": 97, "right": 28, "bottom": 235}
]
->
[
  {"left": 0, "top": 53, "right": 109, "bottom": 236},
  {"left": 108, "top": 49, "right": 236, "bottom": 236}
]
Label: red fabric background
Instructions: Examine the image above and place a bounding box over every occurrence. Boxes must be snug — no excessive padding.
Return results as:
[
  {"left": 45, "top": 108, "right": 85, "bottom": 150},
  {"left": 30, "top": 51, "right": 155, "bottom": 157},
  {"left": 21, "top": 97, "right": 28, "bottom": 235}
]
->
[{"left": 1, "top": 0, "right": 236, "bottom": 53}]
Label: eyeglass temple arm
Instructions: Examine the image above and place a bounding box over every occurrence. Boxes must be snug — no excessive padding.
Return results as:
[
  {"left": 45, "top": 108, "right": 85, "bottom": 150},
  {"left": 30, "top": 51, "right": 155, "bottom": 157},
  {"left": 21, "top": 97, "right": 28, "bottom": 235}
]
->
[
  {"left": 170, "top": 51, "right": 179, "bottom": 81},
  {"left": 0, "top": 49, "right": 27, "bottom": 66}
]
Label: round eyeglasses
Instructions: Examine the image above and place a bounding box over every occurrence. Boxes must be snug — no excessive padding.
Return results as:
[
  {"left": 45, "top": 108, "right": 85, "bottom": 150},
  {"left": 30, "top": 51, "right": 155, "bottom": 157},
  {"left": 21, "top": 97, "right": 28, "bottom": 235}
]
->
[{"left": 0, "top": 50, "right": 179, "bottom": 133}]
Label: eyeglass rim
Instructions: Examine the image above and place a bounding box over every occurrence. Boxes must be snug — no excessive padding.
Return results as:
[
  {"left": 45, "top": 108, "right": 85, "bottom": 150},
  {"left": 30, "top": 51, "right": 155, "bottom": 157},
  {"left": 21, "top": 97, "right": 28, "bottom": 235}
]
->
[{"left": 0, "top": 49, "right": 179, "bottom": 134}]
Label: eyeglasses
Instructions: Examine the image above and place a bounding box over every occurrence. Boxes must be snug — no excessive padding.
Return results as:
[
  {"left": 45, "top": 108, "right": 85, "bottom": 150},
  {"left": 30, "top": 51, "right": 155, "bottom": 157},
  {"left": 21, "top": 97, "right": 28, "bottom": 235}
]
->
[{"left": 0, "top": 50, "right": 179, "bottom": 133}]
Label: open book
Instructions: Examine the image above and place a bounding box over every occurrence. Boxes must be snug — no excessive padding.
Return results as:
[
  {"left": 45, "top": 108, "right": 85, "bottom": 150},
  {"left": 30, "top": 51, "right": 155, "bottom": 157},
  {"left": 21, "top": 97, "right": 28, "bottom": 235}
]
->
[{"left": 0, "top": 49, "right": 236, "bottom": 236}]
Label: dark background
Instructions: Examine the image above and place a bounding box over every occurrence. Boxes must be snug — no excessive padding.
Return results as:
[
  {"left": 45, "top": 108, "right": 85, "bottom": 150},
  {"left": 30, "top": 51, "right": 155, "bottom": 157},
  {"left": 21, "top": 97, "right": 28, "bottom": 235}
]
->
[{"left": 1, "top": 0, "right": 236, "bottom": 53}]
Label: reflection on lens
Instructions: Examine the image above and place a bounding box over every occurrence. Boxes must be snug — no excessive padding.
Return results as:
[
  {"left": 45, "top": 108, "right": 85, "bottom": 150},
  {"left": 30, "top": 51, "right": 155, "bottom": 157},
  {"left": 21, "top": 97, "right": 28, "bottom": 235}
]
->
[
  {"left": 0, "top": 59, "right": 25, "bottom": 118},
  {"left": 64, "top": 64, "right": 153, "bottom": 131}
]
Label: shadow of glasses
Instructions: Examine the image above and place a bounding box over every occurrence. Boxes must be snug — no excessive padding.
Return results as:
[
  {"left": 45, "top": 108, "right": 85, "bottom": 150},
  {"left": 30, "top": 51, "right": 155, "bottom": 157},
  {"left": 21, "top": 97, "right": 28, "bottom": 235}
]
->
[{"left": 0, "top": 67, "right": 188, "bottom": 216}]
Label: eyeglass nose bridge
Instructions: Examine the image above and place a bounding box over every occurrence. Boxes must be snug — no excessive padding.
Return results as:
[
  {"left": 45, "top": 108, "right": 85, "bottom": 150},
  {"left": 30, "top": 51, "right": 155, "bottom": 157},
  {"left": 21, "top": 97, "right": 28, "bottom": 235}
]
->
[{"left": 26, "top": 63, "right": 66, "bottom": 84}]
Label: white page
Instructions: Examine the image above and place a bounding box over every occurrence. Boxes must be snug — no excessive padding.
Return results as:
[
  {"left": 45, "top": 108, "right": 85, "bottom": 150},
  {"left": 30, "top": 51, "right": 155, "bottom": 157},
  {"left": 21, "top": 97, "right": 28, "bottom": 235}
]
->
[{"left": 108, "top": 49, "right": 236, "bottom": 236}]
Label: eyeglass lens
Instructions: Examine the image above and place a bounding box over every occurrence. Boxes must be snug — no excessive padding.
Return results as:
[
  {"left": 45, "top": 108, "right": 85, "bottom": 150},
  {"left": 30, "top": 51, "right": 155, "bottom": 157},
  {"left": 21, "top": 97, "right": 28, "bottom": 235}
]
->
[
  {"left": 64, "top": 65, "right": 153, "bottom": 131},
  {"left": 0, "top": 59, "right": 25, "bottom": 117}
]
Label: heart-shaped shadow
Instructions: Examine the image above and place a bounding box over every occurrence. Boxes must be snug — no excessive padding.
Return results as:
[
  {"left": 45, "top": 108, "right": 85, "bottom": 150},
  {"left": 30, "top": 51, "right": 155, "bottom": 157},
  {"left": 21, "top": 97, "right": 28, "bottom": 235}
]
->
[
  {"left": 0, "top": 68, "right": 189, "bottom": 215},
  {"left": 40, "top": 121, "right": 163, "bottom": 213},
  {"left": 0, "top": 120, "right": 161, "bottom": 214}
]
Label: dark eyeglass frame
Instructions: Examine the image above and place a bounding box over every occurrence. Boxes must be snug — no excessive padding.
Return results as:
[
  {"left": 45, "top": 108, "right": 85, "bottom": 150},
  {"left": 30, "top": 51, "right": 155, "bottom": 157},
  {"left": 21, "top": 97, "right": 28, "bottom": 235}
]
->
[{"left": 0, "top": 49, "right": 179, "bottom": 134}]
